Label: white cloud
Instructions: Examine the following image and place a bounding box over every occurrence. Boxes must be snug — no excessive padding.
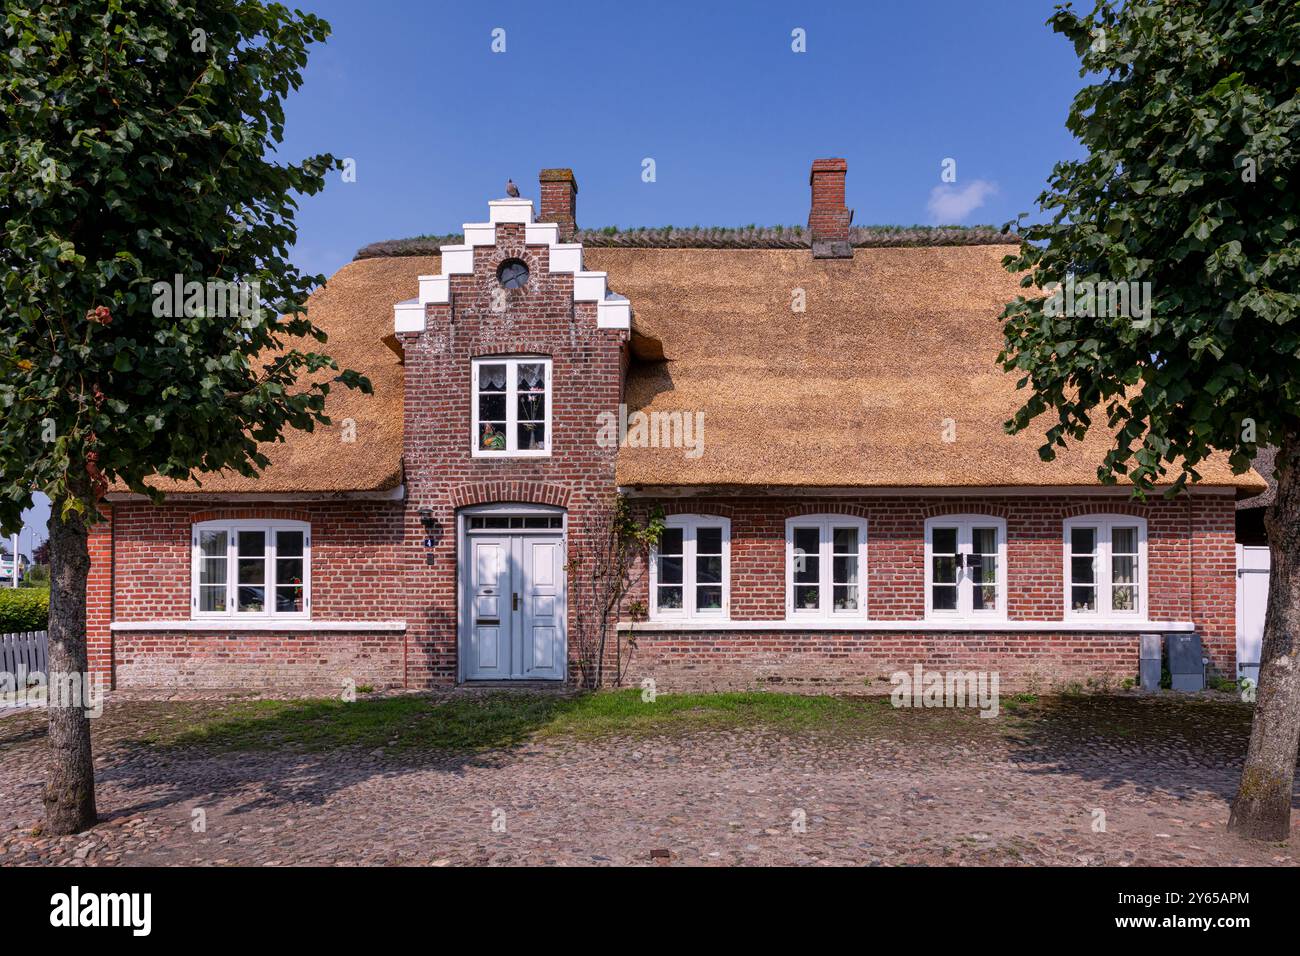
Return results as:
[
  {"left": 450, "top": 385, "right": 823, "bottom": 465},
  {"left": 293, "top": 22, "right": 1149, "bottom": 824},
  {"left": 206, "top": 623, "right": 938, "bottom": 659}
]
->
[{"left": 926, "top": 179, "right": 998, "bottom": 223}]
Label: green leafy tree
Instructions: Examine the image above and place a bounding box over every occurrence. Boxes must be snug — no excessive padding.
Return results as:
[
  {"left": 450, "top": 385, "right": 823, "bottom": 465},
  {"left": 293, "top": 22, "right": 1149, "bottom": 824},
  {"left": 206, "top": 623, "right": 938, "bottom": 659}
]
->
[
  {"left": 0, "top": 0, "right": 367, "bottom": 834},
  {"left": 999, "top": 0, "right": 1299, "bottom": 839}
]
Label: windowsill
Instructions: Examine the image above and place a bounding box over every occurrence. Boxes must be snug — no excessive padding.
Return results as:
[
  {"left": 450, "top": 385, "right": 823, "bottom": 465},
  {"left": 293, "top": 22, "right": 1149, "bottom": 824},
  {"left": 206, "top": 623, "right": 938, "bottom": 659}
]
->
[
  {"left": 1064, "top": 614, "right": 1147, "bottom": 626},
  {"left": 620, "top": 619, "right": 1194, "bottom": 633},
  {"left": 925, "top": 614, "right": 1009, "bottom": 625},
  {"left": 645, "top": 613, "right": 731, "bottom": 624},
  {"left": 111, "top": 620, "right": 406, "bottom": 632},
  {"left": 787, "top": 612, "right": 875, "bottom": 622},
  {"left": 471, "top": 450, "right": 552, "bottom": 459}
]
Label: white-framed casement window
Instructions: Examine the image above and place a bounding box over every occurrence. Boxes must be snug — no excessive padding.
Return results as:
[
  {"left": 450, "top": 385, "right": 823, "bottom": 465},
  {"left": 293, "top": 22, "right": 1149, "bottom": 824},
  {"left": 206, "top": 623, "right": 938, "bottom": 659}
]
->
[
  {"left": 924, "top": 515, "right": 1007, "bottom": 620},
  {"left": 785, "top": 515, "right": 868, "bottom": 619},
  {"left": 650, "top": 514, "right": 730, "bottom": 619},
  {"left": 1063, "top": 515, "right": 1147, "bottom": 619},
  {"left": 471, "top": 356, "right": 552, "bottom": 457},
  {"left": 192, "top": 520, "right": 310, "bottom": 620}
]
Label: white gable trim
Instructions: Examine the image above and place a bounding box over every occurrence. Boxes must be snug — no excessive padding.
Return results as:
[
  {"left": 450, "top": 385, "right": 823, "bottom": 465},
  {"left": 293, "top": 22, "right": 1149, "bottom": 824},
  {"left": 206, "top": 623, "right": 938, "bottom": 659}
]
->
[
  {"left": 393, "top": 198, "right": 632, "bottom": 333},
  {"left": 488, "top": 198, "right": 532, "bottom": 223}
]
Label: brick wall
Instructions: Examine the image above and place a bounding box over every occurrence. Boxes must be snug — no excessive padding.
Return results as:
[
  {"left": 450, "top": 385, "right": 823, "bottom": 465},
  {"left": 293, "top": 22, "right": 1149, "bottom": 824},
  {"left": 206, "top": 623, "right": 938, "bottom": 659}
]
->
[
  {"left": 94, "top": 500, "right": 408, "bottom": 689},
  {"left": 112, "top": 628, "right": 404, "bottom": 691},
  {"left": 621, "top": 492, "right": 1238, "bottom": 692},
  {"left": 86, "top": 507, "right": 113, "bottom": 681},
  {"left": 626, "top": 629, "right": 1141, "bottom": 695},
  {"left": 91, "top": 489, "right": 1237, "bottom": 695},
  {"left": 107, "top": 502, "right": 407, "bottom": 623}
]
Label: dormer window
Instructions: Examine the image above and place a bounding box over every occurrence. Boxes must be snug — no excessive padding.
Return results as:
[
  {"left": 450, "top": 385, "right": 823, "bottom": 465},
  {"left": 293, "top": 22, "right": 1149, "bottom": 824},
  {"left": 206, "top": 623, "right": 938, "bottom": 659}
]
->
[{"left": 472, "top": 356, "right": 552, "bottom": 457}]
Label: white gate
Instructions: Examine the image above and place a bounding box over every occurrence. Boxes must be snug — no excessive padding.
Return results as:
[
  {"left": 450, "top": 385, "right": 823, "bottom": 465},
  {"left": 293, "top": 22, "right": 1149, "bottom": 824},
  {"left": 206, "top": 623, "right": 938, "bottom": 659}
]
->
[
  {"left": 0, "top": 630, "right": 48, "bottom": 676},
  {"left": 1, "top": 630, "right": 48, "bottom": 708},
  {"left": 1236, "top": 544, "right": 1270, "bottom": 684}
]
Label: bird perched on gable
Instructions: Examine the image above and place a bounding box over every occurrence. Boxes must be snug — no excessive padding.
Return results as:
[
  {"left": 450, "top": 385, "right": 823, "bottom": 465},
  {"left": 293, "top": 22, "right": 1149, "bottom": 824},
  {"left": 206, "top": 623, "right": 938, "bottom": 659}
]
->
[{"left": 506, "top": 179, "right": 520, "bottom": 198}]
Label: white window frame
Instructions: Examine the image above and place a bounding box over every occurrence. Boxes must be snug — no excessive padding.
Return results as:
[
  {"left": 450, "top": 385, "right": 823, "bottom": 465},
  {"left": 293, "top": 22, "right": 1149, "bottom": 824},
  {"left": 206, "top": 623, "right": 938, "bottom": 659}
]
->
[
  {"left": 471, "top": 356, "right": 553, "bottom": 458},
  {"left": 784, "top": 515, "right": 868, "bottom": 620},
  {"left": 649, "top": 514, "right": 730, "bottom": 620},
  {"left": 191, "top": 519, "right": 311, "bottom": 620},
  {"left": 924, "top": 515, "right": 1008, "bottom": 621},
  {"left": 1063, "top": 515, "right": 1147, "bottom": 620}
]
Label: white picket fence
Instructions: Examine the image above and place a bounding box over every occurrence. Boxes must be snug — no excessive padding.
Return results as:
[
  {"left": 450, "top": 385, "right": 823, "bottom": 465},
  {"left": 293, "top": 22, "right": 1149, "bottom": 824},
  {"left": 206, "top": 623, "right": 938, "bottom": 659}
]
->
[{"left": 1, "top": 630, "right": 48, "bottom": 678}]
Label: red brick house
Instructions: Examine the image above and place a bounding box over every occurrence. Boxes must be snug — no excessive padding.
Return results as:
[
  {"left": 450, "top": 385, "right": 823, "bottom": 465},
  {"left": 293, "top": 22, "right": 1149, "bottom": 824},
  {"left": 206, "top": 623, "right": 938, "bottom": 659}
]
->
[{"left": 88, "top": 161, "right": 1264, "bottom": 693}]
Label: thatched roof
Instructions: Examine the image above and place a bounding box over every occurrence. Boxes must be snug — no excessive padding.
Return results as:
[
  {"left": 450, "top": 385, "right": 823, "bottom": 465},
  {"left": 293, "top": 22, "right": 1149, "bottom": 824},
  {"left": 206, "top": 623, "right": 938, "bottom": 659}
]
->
[
  {"left": 1237, "top": 446, "right": 1277, "bottom": 509},
  {"left": 132, "top": 256, "right": 420, "bottom": 494},
  {"left": 137, "top": 243, "right": 1264, "bottom": 496},
  {"left": 607, "top": 245, "right": 1262, "bottom": 491}
]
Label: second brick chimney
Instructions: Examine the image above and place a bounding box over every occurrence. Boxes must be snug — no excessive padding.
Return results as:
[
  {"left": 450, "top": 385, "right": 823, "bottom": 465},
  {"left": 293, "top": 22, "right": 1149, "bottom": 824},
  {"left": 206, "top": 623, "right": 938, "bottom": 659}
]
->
[
  {"left": 808, "top": 158, "right": 853, "bottom": 259},
  {"left": 539, "top": 168, "right": 578, "bottom": 242}
]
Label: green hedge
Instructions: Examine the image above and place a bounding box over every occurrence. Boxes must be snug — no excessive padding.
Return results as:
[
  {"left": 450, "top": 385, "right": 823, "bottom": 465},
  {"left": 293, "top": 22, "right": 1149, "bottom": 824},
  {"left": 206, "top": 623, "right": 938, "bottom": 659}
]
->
[{"left": 0, "top": 588, "right": 49, "bottom": 632}]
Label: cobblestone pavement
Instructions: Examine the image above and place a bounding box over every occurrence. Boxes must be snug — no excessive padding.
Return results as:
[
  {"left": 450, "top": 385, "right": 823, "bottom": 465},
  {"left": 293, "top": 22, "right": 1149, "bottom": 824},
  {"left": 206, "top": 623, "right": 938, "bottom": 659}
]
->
[{"left": 1, "top": 693, "right": 1295, "bottom": 866}]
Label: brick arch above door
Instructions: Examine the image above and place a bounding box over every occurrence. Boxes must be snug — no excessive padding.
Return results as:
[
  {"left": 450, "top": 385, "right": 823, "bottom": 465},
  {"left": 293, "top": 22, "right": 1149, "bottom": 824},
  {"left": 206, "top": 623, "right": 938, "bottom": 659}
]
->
[{"left": 448, "top": 481, "right": 572, "bottom": 509}]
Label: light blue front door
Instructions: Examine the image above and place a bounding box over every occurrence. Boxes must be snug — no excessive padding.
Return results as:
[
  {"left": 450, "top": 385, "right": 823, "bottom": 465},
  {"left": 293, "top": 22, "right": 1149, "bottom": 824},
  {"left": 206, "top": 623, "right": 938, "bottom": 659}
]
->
[
  {"left": 466, "top": 536, "right": 511, "bottom": 679},
  {"left": 463, "top": 530, "right": 565, "bottom": 680},
  {"left": 520, "top": 536, "right": 565, "bottom": 679}
]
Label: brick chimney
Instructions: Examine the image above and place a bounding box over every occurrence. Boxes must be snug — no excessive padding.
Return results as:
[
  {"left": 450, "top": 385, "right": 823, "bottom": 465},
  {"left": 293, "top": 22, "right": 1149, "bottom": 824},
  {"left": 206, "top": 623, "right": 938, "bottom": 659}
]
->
[
  {"left": 808, "top": 158, "right": 853, "bottom": 259},
  {"left": 539, "top": 168, "right": 578, "bottom": 242}
]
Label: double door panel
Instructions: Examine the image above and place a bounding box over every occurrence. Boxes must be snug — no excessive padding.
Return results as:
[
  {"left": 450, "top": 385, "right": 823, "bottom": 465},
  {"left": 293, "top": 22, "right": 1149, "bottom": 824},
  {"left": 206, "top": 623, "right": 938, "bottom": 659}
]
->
[{"left": 465, "top": 533, "right": 564, "bottom": 680}]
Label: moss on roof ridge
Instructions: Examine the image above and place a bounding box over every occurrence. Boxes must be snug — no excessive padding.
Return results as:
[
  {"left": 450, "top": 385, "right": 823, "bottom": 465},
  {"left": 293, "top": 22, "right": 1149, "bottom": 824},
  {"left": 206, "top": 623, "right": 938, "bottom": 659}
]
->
[{"left": 354, "top": 224, "right": 1018, "bottom": 260}]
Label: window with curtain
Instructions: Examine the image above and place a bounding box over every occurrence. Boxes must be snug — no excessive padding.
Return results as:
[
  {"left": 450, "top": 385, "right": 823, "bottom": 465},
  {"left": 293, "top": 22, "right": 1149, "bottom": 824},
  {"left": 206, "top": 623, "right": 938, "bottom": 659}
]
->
[
  {"left": 1064, "top": 516, "right": 1146, "bottom": 618},
  {"left": 650, "top": 515, "right": 730, "bottom": 619},
  {"left": 785, "top": 516, "right": 867, "bottom": 618},
  {"left": 193, "top": 520, "right": 310, "bottom": 619},
  {"left": 472, "top": 356, "right": 552, "bottom": 456},
  {"left": 924, "top": 516, "right": 1006, "bottom": 619}
]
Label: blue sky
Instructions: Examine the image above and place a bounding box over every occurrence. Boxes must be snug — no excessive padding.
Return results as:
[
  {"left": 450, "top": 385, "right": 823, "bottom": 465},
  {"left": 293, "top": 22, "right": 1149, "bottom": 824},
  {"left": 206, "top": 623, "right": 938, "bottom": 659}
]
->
[
  {"left": 282, "top": 0, "right": 1088, "bottom": 278},
  {"left": 22, "top": 0, "right": 1090, "bottom": 551}
]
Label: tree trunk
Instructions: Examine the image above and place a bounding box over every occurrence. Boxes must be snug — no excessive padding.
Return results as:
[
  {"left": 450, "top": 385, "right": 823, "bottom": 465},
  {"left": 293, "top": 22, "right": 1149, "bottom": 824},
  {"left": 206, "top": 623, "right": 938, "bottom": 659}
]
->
[
  {"left": 1229, "top": 429, "right": 1300, "bottom": 840},
  {"left": 42, "top": 498, "right": 97, "bottom": 835}
]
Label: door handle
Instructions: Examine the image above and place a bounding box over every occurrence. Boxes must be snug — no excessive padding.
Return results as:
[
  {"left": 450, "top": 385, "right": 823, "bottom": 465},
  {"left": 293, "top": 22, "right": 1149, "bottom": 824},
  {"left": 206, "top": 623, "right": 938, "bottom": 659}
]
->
[{"left": 512, "top": 592, "right": 519, "bottom": 611}]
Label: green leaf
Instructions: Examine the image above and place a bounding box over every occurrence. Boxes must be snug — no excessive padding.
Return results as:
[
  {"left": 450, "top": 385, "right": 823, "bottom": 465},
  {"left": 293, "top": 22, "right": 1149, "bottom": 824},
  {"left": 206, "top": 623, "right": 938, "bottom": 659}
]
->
[
  {"left": 0, "top": 0, "right": 357, "bottom": 532},
  {"left": 998, "top": 0, "right": 1298, "bottom": 497}
]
